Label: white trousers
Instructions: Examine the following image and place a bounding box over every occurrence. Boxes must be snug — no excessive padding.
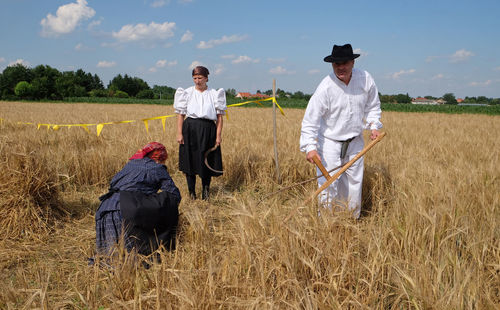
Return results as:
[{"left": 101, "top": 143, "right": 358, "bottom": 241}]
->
[{"left": 316, "top": 135, "right": 364, "bottom": 218}]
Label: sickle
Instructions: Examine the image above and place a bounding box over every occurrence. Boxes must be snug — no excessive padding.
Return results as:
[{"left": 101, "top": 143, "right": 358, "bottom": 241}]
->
[{"left": 204, "top": 145, "right": 223, "bottom": 174}]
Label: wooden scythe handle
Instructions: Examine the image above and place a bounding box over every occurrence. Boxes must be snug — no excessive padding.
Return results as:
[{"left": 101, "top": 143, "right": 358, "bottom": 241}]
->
[
  {"left": 304, "top": 132, "right": 386, "bottom": 204},
  {"left": 312, "top": 155, "right": 333, "bottom": 181}
]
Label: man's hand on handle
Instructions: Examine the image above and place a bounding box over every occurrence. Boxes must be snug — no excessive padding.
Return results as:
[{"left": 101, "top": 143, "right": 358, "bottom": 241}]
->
[
  {"left": 306, "top": 150, "right": 320, "bottom": 164},
  {"left": 370, "top": 129, "right": 381, "bottom": 140}
]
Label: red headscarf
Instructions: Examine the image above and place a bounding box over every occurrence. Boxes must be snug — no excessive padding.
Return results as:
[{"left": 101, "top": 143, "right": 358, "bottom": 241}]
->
[{"left": 129, "top": 142, "right": 167, "bottom": 162}]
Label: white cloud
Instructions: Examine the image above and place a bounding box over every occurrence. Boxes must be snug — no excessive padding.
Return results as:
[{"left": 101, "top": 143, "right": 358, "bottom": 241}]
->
[
  {"left": 180, "top": 30, "right": 193, "bottom": 43},
  {"left": 75, "top": 43, "right": 93, "bottom": 51},
  {"left": 97, "top": 61, "right": 116, "bottom": 68},
  {"left": 425, "top": 55, "right": 440, "bottom": 63},
  {"left": 189, "top": 61, "right": 203, "bottom": 70},
  {"left": 267, "top": 57, "right": 285, "bottom": 63},
  {"left": 40, "top": 0, "right": 95, "bottom": 37},
  {"left": 469, "top": 80, "right": 492, "bottom": 87},
  {"left": 87, "top": 19, "right": 102, "bottom": 30},
  {"left": 353, "top": 48, "right": 368, "bottom": 57},
  {"left": 197, "top": 34, "right": 247, "bottom": 49},
  {"left": 156, "top": 60, "right": 167, "bottom": 68},
  {"left": 151, "top": 0, "right": 169, "bottom": 7},
  {"left": 0, "top": 57, "right": 5, "bottom": 63},
  {"left": 308, "top": 69, "right": 320, "bottom": 75},
  {"left": 269, "top": 66, "right": 295, "bottom": 75},
  {"left": 112, "top": 21, "right": 176, "bottom": 42},
  {"left": 494, "top": 66, "right": 500, "bottom": 71},
  {"left": 450, "top": 49, "right": 474, "bottom": 63},
  {"left": 155, "top": 59, "right": 177, "bottom": 67},
  {"left": 431, "top": 73, "right": 444, "bottom": 80},
  {"left": 231, "top": 55, "right": 260, "bottom": 64},
  {"left": 213, "top": 64, "right": 224, "bottom": 75},
  {"left": 391, "top": 69, "right": 416, "bottom": 79},
  {"left": 8, "top": 59, "right": 30, "bottom": 67}
]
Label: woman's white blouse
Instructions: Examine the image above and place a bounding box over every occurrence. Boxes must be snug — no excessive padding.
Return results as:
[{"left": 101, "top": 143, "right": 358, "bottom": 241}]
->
[{"left": 173, "top": 86, "right": 227, "bottom": 121}]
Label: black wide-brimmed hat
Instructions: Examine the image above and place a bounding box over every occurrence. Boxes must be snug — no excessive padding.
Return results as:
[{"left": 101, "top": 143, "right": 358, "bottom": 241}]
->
[{"left": 323, "top": 44, "right": 360, "bottom": 63}]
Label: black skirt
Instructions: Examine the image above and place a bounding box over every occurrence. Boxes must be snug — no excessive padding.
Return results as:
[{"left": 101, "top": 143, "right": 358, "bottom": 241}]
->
[{"left": 179, "top": 117, "right": 223, "bottom": 178}]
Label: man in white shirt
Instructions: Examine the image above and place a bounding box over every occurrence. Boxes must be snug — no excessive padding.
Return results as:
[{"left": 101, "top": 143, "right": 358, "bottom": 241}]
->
[{"left": 300, "top": 43, "right": 382, "bottom": 218}]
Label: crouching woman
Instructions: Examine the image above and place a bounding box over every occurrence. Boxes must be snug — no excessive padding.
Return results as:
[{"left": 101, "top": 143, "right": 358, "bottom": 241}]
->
[{"left": 95, "top": 142, "right": 181, "bottom": 256}]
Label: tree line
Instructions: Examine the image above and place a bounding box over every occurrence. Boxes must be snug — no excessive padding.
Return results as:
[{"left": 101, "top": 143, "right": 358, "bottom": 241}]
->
[
  {"left": 379, "top": 92, "right": 499, "bottom": 105},
  {"left": 0, "top": 64, "right": 176, "bottom": 101},
  {"left": 1, "top": 63, "right": 498, "bottom": 104}
]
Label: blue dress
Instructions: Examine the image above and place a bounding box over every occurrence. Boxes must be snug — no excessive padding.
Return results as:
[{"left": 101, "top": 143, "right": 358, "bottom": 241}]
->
[{"left": 95, "top": 157, "right": 180, "bottom": 254}]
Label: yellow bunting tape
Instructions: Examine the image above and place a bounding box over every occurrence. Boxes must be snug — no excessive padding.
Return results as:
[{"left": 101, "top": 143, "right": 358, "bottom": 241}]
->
[
  {"left": 227, "top": 97, "right": 284, "bottom": 115},
  {"left": 7, "top": 96, "right": 283, "bottom": 136},
  {"left": 96, "top": 120, "right": 135, "bottom": 136},
  {"left": 141, "top": 115, "right": 176, "bottom": 133}
]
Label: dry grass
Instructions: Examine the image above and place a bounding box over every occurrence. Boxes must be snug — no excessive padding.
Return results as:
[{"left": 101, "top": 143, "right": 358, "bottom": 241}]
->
[{"left": 0, "top": 101, "right": 499, "bottom": 309}]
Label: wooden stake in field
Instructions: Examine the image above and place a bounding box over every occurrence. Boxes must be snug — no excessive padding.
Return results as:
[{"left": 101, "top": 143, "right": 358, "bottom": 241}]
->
[
  {"left": 305, "top": 132, "right": 386, "bottom": 204},
  {"left": 272, "top": 79, "right": 281, "bottom": 184}
]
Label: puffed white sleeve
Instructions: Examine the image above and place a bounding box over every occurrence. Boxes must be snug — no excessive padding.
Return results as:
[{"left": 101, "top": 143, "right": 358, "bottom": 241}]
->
[
  {"left": 173, "top": 87, "right": 188, "bottom": 115},
  {"left": 214, "top": 88, "right": 227, "bottom": 115}
]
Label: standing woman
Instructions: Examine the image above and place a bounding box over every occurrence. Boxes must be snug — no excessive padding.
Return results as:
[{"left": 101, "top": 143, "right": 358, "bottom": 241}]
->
[{"left": 174, "top": 66, "right": 226, "bottom": 200}]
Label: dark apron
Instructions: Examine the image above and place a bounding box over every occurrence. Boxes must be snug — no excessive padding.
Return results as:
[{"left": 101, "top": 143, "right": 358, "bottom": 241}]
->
[{"left": 119, "top": 190, "right": 180, "bottom": 254}]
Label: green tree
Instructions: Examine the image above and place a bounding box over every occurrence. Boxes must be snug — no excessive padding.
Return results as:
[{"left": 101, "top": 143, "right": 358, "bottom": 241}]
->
[
  {"left": 291, "top": 91, "right": 305, "bottom": 99},
  {"left": 476, "top": 96, "right": 488, "bottom": 104},
  {"left": 0, "top": 64, "right": 33, "bottom": 98},
  {"left": 89, "top": 89, "right": 109, "bottom": 97},
  {"left": 464, "top": 96, "right": 477, "bottom": 103},
  {"left": 136, "top": 89, "right": 154, "bottom": 99},
  {"left": 152, "top": 85, "right": 176, "bottom": 99},
  {"left": 443, "top": 93, "right": 457, "bottom": 105},
  {"left": 108, "top": 74, "right": 149, "bottom": 97},
  {"left": 276, "top": 88, "right": 288, "bottom": 98},
  {"left": 395, "top": 93, "right": 411, "bottom": 104},
  {"left": 114, "top": 90, "right": 129, "bottom": 98},
  {"left": 14, "top": 81, "right": 33, "bottom": 99},
  {"left": 55, "top": 71, "right": 88, "bottom": 98},
  {"left": 379, "top": 93, "right": 394, "bottom": 103},
  {"left": 224, "top": 88, "right": 236, "bottom": 98},
  {"left": 31, "top": 65, "right": 61, "bottom": 99},
  {"left": 74, "top": 69, "right": 104, "bottom": 92}
]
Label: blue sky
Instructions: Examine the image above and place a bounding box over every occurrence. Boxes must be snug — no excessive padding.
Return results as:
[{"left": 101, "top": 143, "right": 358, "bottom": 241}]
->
[{"left": 1, "top": 0, "right": 499, "bottom": 98}]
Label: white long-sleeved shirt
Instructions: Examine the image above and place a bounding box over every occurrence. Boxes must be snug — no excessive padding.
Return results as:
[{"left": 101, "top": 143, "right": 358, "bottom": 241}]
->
[
  {"left": 173, "top": 86, "right": 227, "bottom": 121},
  {"left": 300, "top": 68, "right": 382, "bottom": 153}
]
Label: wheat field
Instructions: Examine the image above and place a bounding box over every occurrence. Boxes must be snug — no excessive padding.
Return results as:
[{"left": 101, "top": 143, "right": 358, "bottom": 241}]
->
[{"left": 0, "top": 101, "right": 499, "bottom": 309}]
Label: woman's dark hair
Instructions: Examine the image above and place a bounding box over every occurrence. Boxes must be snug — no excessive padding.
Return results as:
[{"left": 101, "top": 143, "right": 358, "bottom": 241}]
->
[{"left": 192, "top": 66, "right": 209, "bottom": 77}]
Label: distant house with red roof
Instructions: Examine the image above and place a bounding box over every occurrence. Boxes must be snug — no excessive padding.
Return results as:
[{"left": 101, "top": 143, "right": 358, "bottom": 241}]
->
[
  {"left": 235, "top": 92, "right": 270, "bottom": 99},
  {"left": 457, "top": 98, "right": 464, "bottom": 103}
]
